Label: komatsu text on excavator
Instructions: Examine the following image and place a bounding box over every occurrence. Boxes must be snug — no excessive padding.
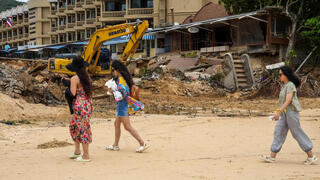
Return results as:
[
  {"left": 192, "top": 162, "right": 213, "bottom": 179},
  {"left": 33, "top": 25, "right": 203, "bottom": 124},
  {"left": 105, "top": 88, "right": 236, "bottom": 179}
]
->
[{"left": 48, "top": 20, "right": 149, "bottom": 75}]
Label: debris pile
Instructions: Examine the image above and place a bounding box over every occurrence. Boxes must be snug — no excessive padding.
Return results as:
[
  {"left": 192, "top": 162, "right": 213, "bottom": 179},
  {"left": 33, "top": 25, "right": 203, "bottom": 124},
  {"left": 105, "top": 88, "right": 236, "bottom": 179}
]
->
[
  {"left": 0, "top": 61, "right": 64, "bottom": 105},
  {"left": 249, "top": 68, "right": 320, "bottom": 98}
]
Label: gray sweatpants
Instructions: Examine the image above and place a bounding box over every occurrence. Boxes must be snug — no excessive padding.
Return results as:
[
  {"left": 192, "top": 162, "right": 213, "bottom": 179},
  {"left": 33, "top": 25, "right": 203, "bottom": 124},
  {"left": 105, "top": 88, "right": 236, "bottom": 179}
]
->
[{"left": 270, "top": 111, "right": 313, "bottom": 153}]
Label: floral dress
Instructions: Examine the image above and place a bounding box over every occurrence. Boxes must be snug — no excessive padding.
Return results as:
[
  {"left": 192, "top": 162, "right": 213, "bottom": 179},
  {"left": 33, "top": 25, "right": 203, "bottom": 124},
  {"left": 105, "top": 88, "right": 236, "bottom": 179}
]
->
[{"left": 69, "top": 89, "right": 93, "bottom": 144}]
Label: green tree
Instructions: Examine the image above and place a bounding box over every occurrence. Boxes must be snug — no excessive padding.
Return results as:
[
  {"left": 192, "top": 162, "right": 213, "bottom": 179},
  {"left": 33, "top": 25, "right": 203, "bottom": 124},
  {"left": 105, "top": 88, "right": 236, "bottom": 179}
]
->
[
  {"left": 0, "top": 0, "right": 24, "bottom": 12},
  {"left": 301, "top": 17, "right": 320, "bottom": 50}
]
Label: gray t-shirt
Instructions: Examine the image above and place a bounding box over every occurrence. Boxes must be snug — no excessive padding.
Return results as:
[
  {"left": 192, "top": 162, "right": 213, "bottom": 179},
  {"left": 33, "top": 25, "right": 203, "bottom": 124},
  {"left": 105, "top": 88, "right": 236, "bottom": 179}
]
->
[{"left": 279, "top": 81, "right": 301, "bottom": 112}]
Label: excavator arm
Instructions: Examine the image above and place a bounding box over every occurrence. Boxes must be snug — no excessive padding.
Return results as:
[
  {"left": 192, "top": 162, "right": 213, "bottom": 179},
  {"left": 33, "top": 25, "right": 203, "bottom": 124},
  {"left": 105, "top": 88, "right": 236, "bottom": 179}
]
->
[
  {"left": 83, "top": 20, "right": 149, "bottom": 74},
  {"left": 48, "top": 20, "right": 149, "bottom": 75}
]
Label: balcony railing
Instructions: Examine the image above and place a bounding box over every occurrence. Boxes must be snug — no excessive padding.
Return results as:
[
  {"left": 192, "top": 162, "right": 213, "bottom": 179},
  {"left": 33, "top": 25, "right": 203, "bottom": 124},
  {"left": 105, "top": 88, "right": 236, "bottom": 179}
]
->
[
  {"left": 76, "top": 2, "right": 84, "bottom": 8},
  {"left": 128, "top": 8, "right": 153, "bottom": 15},
  {"left": 85, "top": 0, "right": 93, "bottom": 5},
  {"left": 51, "top": 10, "right": 57, "bottom": 15},
  {"left": 102, "top": 11, "right": 125, "bottom": 18},
  {"left": 59, "top": 7, "right": 66, "bottom": 12},
  {"left": 67, "top": 23, "right": 75, "bottom": 28},
  {"left": 52, "top": 27, "right": 57, "bottom": 32},
  {"left": 76, "top": 21, "right": 84, "bottom": 26},
  {"left": 67, "top": 5, "right": 75, "bottom": 10},
  {"left": 59, "top": 25, "right": 66, "bottom": 30},
  {"left": 8, "top": 37, "right": 12, "bottom": 41},
  {"left": 24, "top": 19, "right": 28, "bottom": 23},
  {"left": 86, "top": 19, "right": 94, "bottom": 24}
]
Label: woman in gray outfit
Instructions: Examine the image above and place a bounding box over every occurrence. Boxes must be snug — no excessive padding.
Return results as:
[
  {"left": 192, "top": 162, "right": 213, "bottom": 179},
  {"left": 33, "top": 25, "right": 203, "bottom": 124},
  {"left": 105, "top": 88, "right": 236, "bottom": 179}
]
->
[{"left": 261, "top": 66, "right": 317, "bottom": 165}]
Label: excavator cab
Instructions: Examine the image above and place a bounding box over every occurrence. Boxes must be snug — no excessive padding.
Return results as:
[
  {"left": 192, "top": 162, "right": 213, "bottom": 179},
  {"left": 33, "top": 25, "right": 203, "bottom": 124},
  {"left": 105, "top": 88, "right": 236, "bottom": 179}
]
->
[{"left": 89, "top": 48, "right": 111, "bottom": 75}]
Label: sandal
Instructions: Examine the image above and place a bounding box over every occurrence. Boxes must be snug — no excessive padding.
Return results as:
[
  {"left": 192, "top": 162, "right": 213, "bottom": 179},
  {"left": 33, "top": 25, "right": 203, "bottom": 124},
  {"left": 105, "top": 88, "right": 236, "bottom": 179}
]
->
[
  {"left": 69, "top": 153, "right": 81, "bottom": 159},
  {"left": 75, "top": 156, "right": 91, "bottom": 162},
  {"left": 304, "top": 156, "right": 318, "bottom": 165},
  {"left": 106, "top": 145, "right": 120, "bottom": 151},
  {"left": 136, "top": 143, "right": 150, "bottom": 153},
  {"left": 260, "top": 155, "right": 275, "bottom": 163}
]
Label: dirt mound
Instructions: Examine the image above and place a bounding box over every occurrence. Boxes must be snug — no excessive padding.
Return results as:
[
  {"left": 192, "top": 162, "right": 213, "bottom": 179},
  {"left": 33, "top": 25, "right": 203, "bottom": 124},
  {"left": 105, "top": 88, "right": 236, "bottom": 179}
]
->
[
  {"left": 0, "top": 92, "right": 69, "bottom": 122},
  {"left": 37, "top": 139, "right": 72, "bottom": 149}
]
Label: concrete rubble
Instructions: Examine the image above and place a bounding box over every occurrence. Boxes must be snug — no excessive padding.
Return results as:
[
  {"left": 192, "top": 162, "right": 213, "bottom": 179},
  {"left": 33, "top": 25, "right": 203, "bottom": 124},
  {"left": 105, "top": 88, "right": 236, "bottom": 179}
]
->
[{"left": 0, "top": 62, "right": 64, "bottom": 105}]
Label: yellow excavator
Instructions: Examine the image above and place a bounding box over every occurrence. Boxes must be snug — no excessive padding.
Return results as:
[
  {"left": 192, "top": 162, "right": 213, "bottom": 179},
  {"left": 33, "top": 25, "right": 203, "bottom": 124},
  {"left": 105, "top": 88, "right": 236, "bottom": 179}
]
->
[{"left": 48, "top": 20, "right": 149, "bottom": 75}]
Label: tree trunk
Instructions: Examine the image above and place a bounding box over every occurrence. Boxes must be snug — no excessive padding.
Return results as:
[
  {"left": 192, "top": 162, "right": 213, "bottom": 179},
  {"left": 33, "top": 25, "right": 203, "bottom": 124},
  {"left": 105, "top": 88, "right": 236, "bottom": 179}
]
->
[
  {"left": 285, "top": 17, "right": 298, "bottom": 61},
  {"left": 284, "top": 0, "right": 304, "bottom": 62}
]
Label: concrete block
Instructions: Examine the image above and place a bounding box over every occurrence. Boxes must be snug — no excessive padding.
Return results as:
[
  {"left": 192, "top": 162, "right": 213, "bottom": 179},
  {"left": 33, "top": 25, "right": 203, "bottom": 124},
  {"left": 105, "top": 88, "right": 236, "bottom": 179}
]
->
[
  {"left": 200, "top": 48, "right": 207, "bottom": 53},
  {"left": 214, "top": 46, "right": 220, "bottom": 52},
  {"left": 219, "top": 45, "right": 229, "bottom": 52},
  {"left": 207, "top": 47, "right": 214, "bottom": 53}
]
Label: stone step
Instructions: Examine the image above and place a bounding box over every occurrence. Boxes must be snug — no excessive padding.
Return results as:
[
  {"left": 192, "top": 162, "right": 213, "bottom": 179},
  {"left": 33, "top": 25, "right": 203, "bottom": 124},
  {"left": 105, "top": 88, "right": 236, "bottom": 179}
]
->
[
  {"left": 238, "top": 78, "right": 247, "bottom": 83},
  {"left": 233, "top": 60, "right": 242, "bottom": 64},
  {"left": 237, "top": 73, "right": 247, "bottom": 78},
  {"left": 234, "top": 64, "right": 244, "bottom": 68},
  {"left": 238, "top": 83, "right": 248, "bottom": 87},
  {"left": 235, "top": 69, "right": 245, "bottom": 73}
]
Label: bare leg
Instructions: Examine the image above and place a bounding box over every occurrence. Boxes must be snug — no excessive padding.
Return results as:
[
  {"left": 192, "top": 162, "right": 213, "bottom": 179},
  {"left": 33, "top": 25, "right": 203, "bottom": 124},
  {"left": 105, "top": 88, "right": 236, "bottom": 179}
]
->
[
  {"left": 270, "top": 151, "right": 277, "bottom": 158},
  {"left": 113, "top": 117, "right": 121, "bottom": 146},
  {"left": 307, "top": 150, "right": 314, "bottom": 158},
  {"left": 74, "top": 141, "right": 81, "bottom": 155},
  {"left": 82, "top": 143, "right": 89, "bottom": 159},
  {"left": 120, "top": 116, "right": 144, "bottom": 146}
]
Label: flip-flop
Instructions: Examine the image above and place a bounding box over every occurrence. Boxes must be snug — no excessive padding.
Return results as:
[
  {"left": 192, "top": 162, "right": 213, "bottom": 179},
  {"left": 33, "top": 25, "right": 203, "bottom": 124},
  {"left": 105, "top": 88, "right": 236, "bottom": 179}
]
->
[
  {"left": 69, "top": 153, "right": 81, "bottom": 159},
  {"left": 75, "top": 156, "right": 91, "bottom": 162}
]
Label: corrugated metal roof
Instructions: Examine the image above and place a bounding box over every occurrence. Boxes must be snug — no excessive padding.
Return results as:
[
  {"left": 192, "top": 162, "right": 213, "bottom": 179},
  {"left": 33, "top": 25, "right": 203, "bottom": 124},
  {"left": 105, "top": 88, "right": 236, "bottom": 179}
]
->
[{"left": 150, "top": 10, "right": 265, "bottom": 34}]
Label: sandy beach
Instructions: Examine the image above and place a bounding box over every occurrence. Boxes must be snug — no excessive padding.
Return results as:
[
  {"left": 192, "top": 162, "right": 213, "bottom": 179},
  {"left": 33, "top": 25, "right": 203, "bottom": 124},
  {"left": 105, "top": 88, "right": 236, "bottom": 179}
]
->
[{"left": 1, "top": 108, "right": 319, "bottom": 180}]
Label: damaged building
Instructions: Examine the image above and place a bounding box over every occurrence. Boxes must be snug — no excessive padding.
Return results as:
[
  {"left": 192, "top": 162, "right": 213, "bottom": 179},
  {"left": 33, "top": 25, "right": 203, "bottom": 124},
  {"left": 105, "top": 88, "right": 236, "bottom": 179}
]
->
[
  {"left": 147, "top": 5, "right": 292, "bottom": 92},
  {"left": 152, "top": 6, "right": 291, "bottom": 61}
]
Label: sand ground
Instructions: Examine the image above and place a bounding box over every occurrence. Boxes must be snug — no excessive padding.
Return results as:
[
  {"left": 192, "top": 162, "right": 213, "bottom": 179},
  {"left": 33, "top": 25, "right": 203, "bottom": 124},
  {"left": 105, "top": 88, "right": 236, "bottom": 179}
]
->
[{"left": 0, "top": 109, "right": 319, "bottom": 180}]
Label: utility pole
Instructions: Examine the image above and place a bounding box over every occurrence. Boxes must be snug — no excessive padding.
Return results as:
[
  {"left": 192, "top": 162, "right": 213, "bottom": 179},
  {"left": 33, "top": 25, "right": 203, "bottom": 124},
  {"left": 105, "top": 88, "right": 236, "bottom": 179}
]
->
[{"left": 170, "top": 8, "right": 174, "bottom": 25}]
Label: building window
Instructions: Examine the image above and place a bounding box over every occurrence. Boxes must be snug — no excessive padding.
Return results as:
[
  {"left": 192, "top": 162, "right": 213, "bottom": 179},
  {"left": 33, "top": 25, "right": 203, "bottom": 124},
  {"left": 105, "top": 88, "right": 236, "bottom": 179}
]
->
[
  {"left": 105, "top": 1, "right": 125, "bottom": 11},
  {"left": 111, "top": 44, "right": 116, "bottom": 53},
  {"left": 131, "top": 0, "right": 153, "bottom": 8},
  {"left": 157, "top": 38, "right": 164, "bottom": 48},
  {"left": 97, "top": 8, "right": 101, "bottom": 16}
]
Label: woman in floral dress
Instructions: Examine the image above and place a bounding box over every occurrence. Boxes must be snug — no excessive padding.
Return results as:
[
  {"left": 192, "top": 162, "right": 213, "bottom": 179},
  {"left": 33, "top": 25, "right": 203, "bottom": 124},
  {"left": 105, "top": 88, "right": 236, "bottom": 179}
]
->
[{"left": 64, "top": 56, "right": 93, "bottom": 162}]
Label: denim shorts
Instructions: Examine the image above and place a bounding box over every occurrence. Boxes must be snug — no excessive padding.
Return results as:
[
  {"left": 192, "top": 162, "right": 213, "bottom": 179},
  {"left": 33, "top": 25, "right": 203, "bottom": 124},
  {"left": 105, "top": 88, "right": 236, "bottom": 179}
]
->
[{"left": 116, "top": 99, "right": 128, "bottom": 117}]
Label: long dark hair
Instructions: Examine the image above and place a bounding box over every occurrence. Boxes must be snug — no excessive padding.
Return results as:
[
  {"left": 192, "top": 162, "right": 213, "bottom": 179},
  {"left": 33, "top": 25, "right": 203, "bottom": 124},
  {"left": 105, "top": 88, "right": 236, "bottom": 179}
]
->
[
  {"left": 111, "top": 60, "right": 134, "bottom": 90},
  {"left": 280, "top": 66, "right": 301, "bottom": 87},
  {"left": 74, "top": 59, "right": 92, "bottom": 98}
]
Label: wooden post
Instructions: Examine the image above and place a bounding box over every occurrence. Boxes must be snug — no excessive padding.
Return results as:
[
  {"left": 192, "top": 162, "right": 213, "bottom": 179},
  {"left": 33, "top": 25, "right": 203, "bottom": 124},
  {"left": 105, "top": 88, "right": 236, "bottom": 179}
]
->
[
  {"left": 212, "top": 27, "right": 216, "bottom": 46},
  {"left": 266, "top": 15, "right": 271, "bottom": 45},
  {"left": 189, "top": 35, "right": 193, "bottom": 50},
  {"left": 237, "top": 21, "right": 241, "bottom": 46}
]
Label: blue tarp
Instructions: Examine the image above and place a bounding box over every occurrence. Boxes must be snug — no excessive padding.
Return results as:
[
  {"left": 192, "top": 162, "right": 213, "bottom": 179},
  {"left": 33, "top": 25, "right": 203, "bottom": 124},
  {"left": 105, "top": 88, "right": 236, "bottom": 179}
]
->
[
  {"left": 14, "top": 51, "right": 26, "bottom": 54},
  {"left": 45, "top": 44, "right": 68, "bottom": 50},
  {"left": 70, "top": 34, "right": 155, "bottom": 46},
  {"left": 8, "top": 48, "right": 17, "bottom": 52}
]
